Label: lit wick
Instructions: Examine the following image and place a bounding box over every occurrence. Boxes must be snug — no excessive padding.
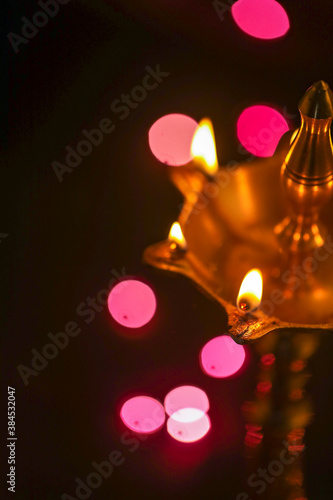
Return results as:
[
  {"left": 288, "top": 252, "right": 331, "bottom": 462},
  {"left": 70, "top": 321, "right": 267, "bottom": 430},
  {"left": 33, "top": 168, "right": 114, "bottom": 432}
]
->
[
  {"left": 237, "top": 269, "right": 263, "bottom": 314},
  {"left": 238, "top": 299, "right": 252, "bottom": 312},
  {"left": 168, "top": 222, "right": 187, "bottom": 253}
]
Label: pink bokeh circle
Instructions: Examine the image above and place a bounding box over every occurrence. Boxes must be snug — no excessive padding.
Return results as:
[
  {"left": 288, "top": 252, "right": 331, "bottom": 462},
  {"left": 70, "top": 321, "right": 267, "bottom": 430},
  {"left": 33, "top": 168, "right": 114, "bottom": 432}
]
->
[
  {"left": 108, "top": 280, "right": 156, "bottom": 328},
  {"left": 231, "top": 0, "right": 290, "bottom": 40},
  {"left": 237, "top": 105, "right": 289, "bottom": 157},
  {"left": 200, "top": 335, "right": 246, "bottom": 378},
  {"left": 148, "top": 113, "right": 198, "bottom": 166},
  {"left": 120, "top": 396, "right": 165, "bottom": 434}
]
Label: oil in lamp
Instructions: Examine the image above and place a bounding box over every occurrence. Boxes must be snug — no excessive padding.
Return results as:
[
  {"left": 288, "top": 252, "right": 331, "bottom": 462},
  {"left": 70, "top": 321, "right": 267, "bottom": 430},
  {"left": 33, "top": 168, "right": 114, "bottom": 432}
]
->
[{"left": 144, "top": 81, "right": 333, "bottom": 344}]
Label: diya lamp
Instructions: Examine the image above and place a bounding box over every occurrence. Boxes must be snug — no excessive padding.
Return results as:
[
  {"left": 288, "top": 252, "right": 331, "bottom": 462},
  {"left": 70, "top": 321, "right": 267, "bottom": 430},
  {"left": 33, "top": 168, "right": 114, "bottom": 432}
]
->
[{"left": 144, "top": 81, "right": 333, "bottom": 345}]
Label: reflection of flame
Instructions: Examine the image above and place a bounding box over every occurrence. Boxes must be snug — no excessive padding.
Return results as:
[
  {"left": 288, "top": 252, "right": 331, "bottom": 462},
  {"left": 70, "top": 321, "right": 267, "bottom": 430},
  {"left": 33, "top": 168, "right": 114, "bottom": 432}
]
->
[
  {"left": 290, "top": 128, "right": 299, "bottom": 144},
  {"left": 244, "top": 424, "right": 263, "bottom": 448},
  {"left": 191, "top": 118, "right": 218, "bottom": 175},
  {"left": 237, "top": 269, "right": 263, "bottom": 313},
  {"left": 168, "top": 222, "right": 187, "bottom": 250}
]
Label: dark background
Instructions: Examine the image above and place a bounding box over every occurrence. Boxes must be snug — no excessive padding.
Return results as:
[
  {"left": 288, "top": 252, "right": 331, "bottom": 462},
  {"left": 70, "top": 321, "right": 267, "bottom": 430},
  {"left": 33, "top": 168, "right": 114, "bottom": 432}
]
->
[{"left": 2, "top": 1, "right": 333, "bottom": 499}]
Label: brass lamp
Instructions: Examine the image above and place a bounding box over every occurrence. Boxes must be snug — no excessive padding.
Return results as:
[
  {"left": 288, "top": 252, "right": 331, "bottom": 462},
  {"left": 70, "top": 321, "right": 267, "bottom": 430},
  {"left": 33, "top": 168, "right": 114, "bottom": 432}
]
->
[{"left": 144, "top": 81, "right": 333, "bottom": 344}]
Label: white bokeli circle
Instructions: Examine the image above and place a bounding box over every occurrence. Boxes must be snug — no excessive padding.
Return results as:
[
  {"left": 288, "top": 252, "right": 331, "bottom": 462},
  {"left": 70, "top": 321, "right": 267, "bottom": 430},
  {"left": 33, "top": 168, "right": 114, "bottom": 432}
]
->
[{"left": 167, "top": 409, "right": 211, "bottom": 443}]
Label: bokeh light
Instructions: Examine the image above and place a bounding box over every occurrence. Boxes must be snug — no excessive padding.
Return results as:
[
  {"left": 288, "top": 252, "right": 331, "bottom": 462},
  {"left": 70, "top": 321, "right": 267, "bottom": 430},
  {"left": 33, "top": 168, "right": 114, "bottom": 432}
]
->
[
  {"left": 260, "top": 353, "right": 276, "bottom": 369},
  {"left": 256, "top": 381, "right": 272, "bottom": 396},
  {"left": 200, "top": 335, "right": 246, "bottom": 378},
  {"left": 164, "top": 385, "right": 210, "bottom": 417},
  {"left": 167, "top": 411, "right": 211, "bottom": 443},
  {"left": 237, "top": 105, "right": 289, "bottom": 157},
  {"left": 108, "top": 280, "right": 156, "bottom": 328},
  {"left": 231, "top": 0, "right": 290, "bottom": 40},
  {"left": 244, "top": 424, "right": 263, "bottom": 448},
  {"left": 290, "top": 360, "right": 306, "bottom": 372},
  {"left": 148, "top": 113, "right": 198, "bottom": 166},
  {"left": 120, "top": 396, "right": 165, "bottom": 434}
]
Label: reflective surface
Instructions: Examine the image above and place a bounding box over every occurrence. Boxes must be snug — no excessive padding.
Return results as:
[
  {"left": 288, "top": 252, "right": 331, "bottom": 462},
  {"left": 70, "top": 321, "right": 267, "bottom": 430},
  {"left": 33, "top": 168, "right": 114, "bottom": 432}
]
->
[{"left": 144, "top": 108, "right": 333, "bottom": 341}]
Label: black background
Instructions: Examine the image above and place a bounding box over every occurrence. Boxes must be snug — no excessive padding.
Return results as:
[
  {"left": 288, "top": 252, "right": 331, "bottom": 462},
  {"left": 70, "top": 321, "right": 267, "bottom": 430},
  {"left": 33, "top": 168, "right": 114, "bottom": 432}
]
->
[{"left": 2, "top": 1, "right": 333, "bottom": 499}]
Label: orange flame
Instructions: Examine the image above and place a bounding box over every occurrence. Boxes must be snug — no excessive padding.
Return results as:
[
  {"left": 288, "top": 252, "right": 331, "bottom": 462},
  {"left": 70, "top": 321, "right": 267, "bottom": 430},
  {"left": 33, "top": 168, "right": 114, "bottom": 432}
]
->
[
  {"left": 168, "top": 222, "right": 187, "bottom": 250},
  {"left": 191, "top": 118, "right": 218, "bottom": 175},
  {"left": 237, "top": 269, "right": 263, "bottom": 313}
]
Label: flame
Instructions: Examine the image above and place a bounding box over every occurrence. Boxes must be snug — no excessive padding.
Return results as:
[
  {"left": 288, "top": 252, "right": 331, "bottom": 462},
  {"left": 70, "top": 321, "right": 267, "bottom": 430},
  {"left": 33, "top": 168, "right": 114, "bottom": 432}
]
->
[
  {"left": 168, "top": 222, "right": 187, "bottom": 250},
  {"left": 191, "top": 118, "right": 218, "bottom": 175},
  {"left": 237, "top": 269, "right": 263, "bottom": 313}
]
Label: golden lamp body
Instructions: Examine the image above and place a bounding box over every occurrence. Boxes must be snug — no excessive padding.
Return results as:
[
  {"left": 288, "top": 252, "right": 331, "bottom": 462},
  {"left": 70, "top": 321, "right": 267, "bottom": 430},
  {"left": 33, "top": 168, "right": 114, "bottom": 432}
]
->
[{"left": 144, "top": 82, "right": 333, "bottom": 344}]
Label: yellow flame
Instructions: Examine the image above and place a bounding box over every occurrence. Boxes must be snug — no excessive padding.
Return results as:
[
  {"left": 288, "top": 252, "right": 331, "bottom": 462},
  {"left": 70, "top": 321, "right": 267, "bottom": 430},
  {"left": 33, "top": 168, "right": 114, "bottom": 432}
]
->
[
  {"left": 191, "top": 118, "right": 218, "bottom": 175},
  {"left": 237, "top": 269, "right": 263, "bottom": 313},
  {"left": 168, "top": 222, "right": 187, "bottom": 250}
]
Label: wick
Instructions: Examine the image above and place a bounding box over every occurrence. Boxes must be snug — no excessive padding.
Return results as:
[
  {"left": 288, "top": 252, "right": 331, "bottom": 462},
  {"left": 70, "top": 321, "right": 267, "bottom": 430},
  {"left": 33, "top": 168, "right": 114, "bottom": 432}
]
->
[
  {"left": 169, "top": 240, "right": 187, "bottom": 255},
  {"left": 239, "top": 300, "right": 251, "bottom": 312}
]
